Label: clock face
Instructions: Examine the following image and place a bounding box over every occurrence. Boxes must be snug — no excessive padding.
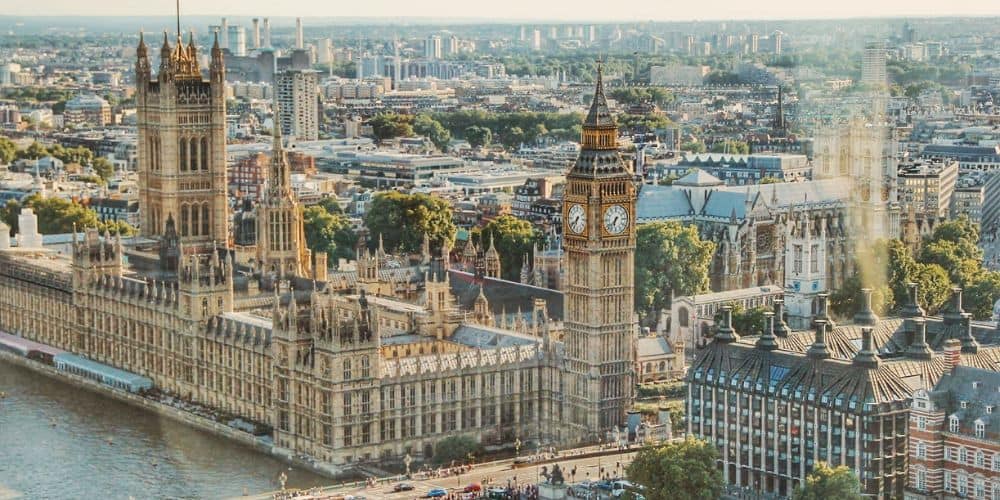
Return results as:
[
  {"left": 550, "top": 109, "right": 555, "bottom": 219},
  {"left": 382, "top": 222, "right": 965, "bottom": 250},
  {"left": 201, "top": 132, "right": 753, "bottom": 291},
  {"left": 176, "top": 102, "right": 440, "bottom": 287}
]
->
[
  {"left": 603, "top": 205, "right": 629, "bottom": 235},
  {"left": 567, "top": 204, "right": 586, "bottom": 234}
]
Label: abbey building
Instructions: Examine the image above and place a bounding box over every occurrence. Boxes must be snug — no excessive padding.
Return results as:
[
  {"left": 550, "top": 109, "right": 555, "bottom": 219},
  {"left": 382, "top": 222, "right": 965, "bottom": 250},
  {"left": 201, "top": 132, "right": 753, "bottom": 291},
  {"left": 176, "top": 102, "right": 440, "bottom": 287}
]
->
[{"left": 0, "top": 37, "right": 637, "bottom": 467}]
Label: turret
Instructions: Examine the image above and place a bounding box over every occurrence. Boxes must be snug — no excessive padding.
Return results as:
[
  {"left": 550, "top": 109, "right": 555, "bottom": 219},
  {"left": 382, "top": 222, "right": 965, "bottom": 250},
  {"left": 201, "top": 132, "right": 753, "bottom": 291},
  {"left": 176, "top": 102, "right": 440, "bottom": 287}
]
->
[
  {"left": 136, "top": 31, "right": 151, "bottom": 84},
  {"left": 713, "top": 306, "right": 738, "bottom": 344},
  {"left": 756, "top": 312, "right": 778, "bottom": 351},
  {"left": 807, "top": 319, "right": 831, "bottom": 360},
  {"left": 210, "top": 29, "right": 225, "bottom": 84},
  {"left": 853, "top": 288, "right": 879, "bottom": 326},
  {"left": 852, "top": 327, "right": 880, "bottom": 368},
  {"left": 906, "top": 317, "right": 934, "bottom": 360},
  {"left": 159, "top": 32, "right": 173, "bottom": 82}
]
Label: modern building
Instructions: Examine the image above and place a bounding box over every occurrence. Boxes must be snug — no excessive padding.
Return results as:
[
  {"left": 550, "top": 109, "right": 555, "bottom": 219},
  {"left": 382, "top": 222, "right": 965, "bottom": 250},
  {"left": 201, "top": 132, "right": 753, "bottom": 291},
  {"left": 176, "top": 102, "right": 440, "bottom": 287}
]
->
[
  {"left": 653, "top": 153, "right": 811, "bottom": 185},
  {"left": 649, "top": 65, "right": 709, "bottom": 86},
  {"left": 276, "top": 70, "right": 319, "bottom": 142},
  {"left": 424, "top": 35, "right": 442, "bottom": 60},
  {"left": 64, "top": 94, "right": 112, "bottom": 127},
  {"left": 897, "top": 158, "right": 959, "bottom": 221},
  {"left": 920, "top": 144, "right": 1000, "bottom": 172},
  {"left": 862, "top": 42, "right": 888, "bottom": 88},
  {"left": 906, "top": 356, "right": 1000, "bottom": 499}
]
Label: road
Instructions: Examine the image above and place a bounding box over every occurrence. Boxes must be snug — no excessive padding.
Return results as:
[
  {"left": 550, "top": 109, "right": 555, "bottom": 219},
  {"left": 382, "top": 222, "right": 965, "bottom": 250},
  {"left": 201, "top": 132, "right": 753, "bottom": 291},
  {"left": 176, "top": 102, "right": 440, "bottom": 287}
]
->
[{"left": 247, "top": 447, "right": 641, "bottom": 499}]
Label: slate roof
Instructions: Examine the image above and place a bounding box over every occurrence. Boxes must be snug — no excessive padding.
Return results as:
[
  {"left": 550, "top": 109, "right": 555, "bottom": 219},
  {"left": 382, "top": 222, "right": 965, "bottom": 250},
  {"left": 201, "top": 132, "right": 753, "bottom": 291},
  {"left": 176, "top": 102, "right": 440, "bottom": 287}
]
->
[
  {"left": 637, "top": 336, "right": 675, "bottom": 358},
  {"left": 450, "top": 324, "right": 541, "bottom": 348},
  {"left": 635, "top": 186, "right": 692, "bottom": 221},
  {"left": 448, "top": 270, "right": 564, "bottom": 320},
  {"left": 930, "top": 365, "right": 1000, "bottom": 440},
  {"left": 673, "top": 169, "right": 724, "bottom": 187}
]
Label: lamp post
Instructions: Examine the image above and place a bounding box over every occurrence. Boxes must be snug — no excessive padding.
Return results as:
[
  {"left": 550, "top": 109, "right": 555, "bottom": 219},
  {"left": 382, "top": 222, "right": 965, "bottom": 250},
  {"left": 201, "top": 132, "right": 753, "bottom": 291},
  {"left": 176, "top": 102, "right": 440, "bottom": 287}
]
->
[
  {"left": 515, "top": 437, "right": 522, "bottom": 458},
  {"left": 278, "top": 471, "right": 287, "bottom": 491},
  {"left": 404, "top": 453, "right": 412, "bottom": 478}
]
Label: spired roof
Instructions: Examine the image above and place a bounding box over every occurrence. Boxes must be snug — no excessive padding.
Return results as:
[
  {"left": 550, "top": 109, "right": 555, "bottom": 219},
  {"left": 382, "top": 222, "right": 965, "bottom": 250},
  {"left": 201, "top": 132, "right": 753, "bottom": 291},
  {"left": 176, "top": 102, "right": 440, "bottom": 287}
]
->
[{"left": 584, "top": 62, "right": 615, "bottom": 128}]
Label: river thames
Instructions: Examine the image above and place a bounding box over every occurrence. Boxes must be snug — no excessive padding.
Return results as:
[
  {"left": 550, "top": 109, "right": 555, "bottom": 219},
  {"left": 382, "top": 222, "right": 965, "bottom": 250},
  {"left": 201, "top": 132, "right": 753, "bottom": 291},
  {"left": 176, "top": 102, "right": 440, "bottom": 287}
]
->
[{"left": 0, "top": 360, "right": 330, "bottom": 499}]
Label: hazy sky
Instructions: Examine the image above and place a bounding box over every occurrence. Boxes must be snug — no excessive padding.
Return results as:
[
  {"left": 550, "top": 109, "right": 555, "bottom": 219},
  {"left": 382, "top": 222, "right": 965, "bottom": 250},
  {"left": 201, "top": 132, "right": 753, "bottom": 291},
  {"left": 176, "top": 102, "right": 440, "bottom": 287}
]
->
[{"left": 6, "top": 0, "right": 1000, "bottom": 21}]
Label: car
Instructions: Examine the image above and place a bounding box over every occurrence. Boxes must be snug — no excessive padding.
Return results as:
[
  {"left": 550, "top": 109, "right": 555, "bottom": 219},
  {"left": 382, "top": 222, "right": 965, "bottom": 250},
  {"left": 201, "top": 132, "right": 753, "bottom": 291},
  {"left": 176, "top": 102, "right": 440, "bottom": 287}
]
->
[
  {"left": 463, "top": 482, "right": 482, "bottom": 493},
  {"left": 486, "top": 488, "right": 507, "bottom": 499},
  {"left": 426, "top": 487, "right": 448, "bottom": 498},
  {"left": 393, "top": 482, "right": 415, "bottom": 492}
]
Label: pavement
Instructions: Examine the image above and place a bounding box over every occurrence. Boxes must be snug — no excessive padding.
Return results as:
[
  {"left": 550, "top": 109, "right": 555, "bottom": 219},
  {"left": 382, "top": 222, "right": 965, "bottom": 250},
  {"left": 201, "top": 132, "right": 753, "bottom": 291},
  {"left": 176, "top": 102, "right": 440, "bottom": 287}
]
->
[{"left": 243, "top": 446, "right": 641, "bottom": 500}]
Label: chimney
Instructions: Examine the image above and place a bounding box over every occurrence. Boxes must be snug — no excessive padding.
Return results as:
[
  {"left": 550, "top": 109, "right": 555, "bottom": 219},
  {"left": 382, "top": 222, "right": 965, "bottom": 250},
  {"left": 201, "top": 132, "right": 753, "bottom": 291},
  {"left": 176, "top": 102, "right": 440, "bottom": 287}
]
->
[
  {"left": 853, "top": 288, "right": 879, "bottom": 326},
  {"left": 807, "top": 319, "right": 831, "bottom": 360},
  {"left": 960, "top": 313, "right": 979, "bottom": 354},
  {"left": 756, "top": 311, "right": 778, "bottom": 351},
  {"left": 943, "top": 287, "right": 965, "bottom": 327},
  {"left": 714, "top": 305, "right": 739, "bottom": 344},
  {"left": 814, "top": 293, "right": 835, "bottom": 328},
  {"left": 295, "top": 17, "right": 304, "bottom": 49},
  {"left": 901, "top": 282, "right": 926, "bottom": 318},
  {"left": 905, "top": 317, "right": 934, "bottom": 360},
  {"left": 263, "top": 18, "right": 271, "bottom": 48},
  {"left": 943, "top": 338, "right": 962, "bottom": 373},
  {"left": 252, "top": 18, "right": 260, "bottom": 49},
  {"left": 773, "top": 299, "right": 790, "bottom": 337},
  {"left": 852, "top": 327, "right": 880, "bottom": 368},
  {"left": 221, "top": 17, "right": 229, "bottom": 50}
]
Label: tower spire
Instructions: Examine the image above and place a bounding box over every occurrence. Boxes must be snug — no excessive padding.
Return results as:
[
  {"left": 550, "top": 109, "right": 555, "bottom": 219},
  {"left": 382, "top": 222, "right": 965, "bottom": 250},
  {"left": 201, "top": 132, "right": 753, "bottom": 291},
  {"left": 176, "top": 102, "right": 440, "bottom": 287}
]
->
[{"left": 176, "top": 0, "right": 181, "bottom": 42}]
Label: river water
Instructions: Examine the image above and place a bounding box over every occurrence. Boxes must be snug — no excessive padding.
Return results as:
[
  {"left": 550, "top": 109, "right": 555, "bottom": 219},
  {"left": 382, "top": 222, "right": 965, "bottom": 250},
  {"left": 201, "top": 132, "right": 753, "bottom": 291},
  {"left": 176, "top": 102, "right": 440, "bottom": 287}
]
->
[{"left": 0, "top": 360, "right": 329, "bottom": 499}]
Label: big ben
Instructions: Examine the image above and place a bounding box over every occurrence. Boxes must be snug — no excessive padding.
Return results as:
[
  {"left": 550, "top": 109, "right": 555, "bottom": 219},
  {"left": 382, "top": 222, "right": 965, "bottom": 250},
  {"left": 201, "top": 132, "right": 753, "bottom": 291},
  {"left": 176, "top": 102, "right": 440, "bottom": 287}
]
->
[{"left": 562, "top": 64, "right": 637, "bottom": 439}]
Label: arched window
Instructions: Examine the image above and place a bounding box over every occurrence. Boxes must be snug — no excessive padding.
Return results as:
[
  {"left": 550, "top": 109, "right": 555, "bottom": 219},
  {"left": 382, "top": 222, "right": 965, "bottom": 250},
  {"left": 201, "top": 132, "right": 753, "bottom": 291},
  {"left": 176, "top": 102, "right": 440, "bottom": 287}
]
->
[
  {"left": 180, "top": 205, "right": 189, "bottom": 236},
  {"left": 188, "top": 138, "right": 199, "bottom": 170},
  {"left": 179, "top": 138, "right": 188, "bottom": 171},
  {"left": 644, "top": 363, "right": 652, "bottom": 373},
  {"left": 839, "top": 147, "right": 849, "bottom": 175},
  {"left": 201, "top": 137, "right": 209, "bottom": 170},
  {"left": 950, "top": 415, "right": 960, "bottom": 433},
  {"left": 190, "top": 204, "right": 199, "bottom": 236},
  {"left": 342, "top": 359, "right": 352, "bottom": 380},
  {"left": 201, "top": 203, "right": 210, "bottom": 237},
  {"left": 678, "top": 307, "right": 690, "bottom": 327},
  {"left": 658, "top": 361, "right": 666, "bottom": 372}
]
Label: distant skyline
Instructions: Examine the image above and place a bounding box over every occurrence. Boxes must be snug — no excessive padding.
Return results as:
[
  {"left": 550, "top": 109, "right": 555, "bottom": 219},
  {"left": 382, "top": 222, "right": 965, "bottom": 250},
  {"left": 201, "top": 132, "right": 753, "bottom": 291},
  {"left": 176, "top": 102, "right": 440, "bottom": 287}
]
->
[{"left": 5, "top": 0, "right": 1000, "bottom": 22}]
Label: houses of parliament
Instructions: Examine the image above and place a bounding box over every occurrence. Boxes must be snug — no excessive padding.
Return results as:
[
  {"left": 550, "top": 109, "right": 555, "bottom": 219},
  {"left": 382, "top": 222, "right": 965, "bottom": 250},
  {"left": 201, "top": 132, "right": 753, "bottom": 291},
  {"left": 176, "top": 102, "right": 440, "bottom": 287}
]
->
[{"left": 0, "top": 32, "right": 639, "bottom": 466}]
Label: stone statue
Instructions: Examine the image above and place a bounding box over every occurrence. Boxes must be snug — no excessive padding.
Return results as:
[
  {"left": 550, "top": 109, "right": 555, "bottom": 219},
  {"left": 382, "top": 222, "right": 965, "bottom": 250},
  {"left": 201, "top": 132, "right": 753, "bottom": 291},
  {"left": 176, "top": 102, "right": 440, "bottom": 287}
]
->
[{"left": 549, "top": 464, "right": 565, "bottom": 485}]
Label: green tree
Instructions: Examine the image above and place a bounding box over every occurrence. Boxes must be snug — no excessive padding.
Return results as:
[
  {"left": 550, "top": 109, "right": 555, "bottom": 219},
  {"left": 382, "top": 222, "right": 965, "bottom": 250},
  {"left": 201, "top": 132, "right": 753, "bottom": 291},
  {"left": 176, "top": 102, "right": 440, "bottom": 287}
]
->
[
  {"left": 635, "top": 221, "right": 715, "bottom": 323},
  {"left": 368, "top": 113, "right": 413, "bottom": 142},
  {"left": 0, "top": 136, "right": 16, "bottom": 164},
  {"left": 709, "top": 140, "right": 750, "bottom": 154},
  {"left": 413, "top": 114, "right": 452, "bottom": 152},
  {"left": 792, "top": 462, "right": 862, "bottom": 500},
  {"left": 964, "top": 271, "right": 1000, "bottom": 320},
  {"left": 363, "top": 192, "right": 456, "bottom": 254},
  {"left": 92, "top": 157, "right": 114, "bottom": 181},
  {"left": 918, "top": 217, "right": 982, "bottom": 287},
  {"left": 432, "top": 435, "right": 483, "bottom": 466},
  {"left": 316, "top": 197, "right": 343, "bottom": 215},
  {"left": 760, "top": 177, "right": 782, "bottom": 184},
  {"left": 464, "top": 125, "right": 492, "bottom": 148},
  {"left": 679, "top": 141, "right": 706, "bottom": 153},
  {"left": 304, "top": 205, "right": 357, "bottom": 262},
  {"left": 829, "top": 274, "right": 893, "bottom": 319},
  {"left": 97, "top": 219, "right": 137, "bottom": 236},
  {"left": 474, "top": 215, "right": 543, "bottom": 281},
  {"left": 716, "top": 303, "right": 768, "bottom": 336},
  {"left": 910, "top": 262, "right": 952, "bottom": 315},
  {"left": 16, "top": 141, "right": 49, "bottom": 160},
  {"left": 2, "top": 194, "right": 100, "bottom": 235},
  {"left": 626, "top": 438, "right": 723, "bottom": 500}
]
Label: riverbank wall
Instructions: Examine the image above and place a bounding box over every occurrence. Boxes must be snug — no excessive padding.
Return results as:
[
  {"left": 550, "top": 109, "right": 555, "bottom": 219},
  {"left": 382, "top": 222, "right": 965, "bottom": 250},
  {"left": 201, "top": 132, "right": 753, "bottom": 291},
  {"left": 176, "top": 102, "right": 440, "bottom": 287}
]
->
[{"left": 0, "top": 351, "right": 340, "bottom": 480}]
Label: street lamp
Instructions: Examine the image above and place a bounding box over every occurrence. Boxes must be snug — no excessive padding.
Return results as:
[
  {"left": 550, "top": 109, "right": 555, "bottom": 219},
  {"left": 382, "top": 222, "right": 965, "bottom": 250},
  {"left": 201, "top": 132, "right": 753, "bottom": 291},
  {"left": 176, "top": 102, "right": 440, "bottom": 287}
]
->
[
  {"left": 515, "top": 437, "right": 522, "bottom": 458},
  {"left": 278, "top": 471, "right": 288, "bottom": 491},
  {"left": 404, "top": 453, "right": 412, "bottom": 478}
]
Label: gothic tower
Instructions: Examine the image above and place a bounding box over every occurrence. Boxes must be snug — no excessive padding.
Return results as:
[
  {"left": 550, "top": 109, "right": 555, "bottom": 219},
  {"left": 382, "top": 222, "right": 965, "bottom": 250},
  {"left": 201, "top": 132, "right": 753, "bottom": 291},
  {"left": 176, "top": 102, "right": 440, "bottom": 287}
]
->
[
  {"left": 256, "top": 108, "right": 312, "bottom": 279},
  {"left": 561, "top": 64, "right": 638, "bottom": 439},
  {"left": 135, "top": 30, "right": 228, "bottom": 250}
]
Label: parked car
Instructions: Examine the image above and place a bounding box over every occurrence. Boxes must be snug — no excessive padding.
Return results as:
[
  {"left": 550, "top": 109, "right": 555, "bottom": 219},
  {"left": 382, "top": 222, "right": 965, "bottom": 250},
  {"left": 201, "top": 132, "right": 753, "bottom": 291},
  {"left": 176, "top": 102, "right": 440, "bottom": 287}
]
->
[
  {"left": 463, "top": 482, "right": 482, "bottom": 493},
  {"left": 426, "top": 487, "right": 448, "bottom": 498},
  {"left": 393, "top": 482, "right": 415, "bottom": 492}
]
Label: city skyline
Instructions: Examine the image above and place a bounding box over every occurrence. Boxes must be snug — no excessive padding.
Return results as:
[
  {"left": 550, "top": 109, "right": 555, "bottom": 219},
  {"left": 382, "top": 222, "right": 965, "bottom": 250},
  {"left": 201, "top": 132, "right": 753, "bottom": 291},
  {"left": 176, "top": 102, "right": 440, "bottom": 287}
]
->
[{"left": 4, "top": 0, "right": 1000, "bottom": 23}]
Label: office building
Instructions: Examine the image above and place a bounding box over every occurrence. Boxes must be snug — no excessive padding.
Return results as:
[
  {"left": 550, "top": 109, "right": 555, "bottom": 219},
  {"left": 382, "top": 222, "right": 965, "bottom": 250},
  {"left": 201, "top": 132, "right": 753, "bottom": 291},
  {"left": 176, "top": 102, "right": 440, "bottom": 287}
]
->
[
  {"left": 425, "top": 35, "right": 442, "bottom": 60},
  {"left": 862, "top": 42, "right": 888, "bottom": 88},
  {"left": 276, "top": 70, "right": 319, "bottom": 142}
]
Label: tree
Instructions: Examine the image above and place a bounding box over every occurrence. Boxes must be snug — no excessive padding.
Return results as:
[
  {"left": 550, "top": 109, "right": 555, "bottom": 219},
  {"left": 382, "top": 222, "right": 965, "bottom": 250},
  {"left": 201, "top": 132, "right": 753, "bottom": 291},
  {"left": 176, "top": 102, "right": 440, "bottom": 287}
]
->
[
  {"left": 92, "top": 157, "right": 114, "bottom": 181},
  {"left": 413, "top": 114, "right": 452, "bottom": 152},
  {"left": 910, "top": 262, "right": 953, "bottom": 315},
  {"left": 919, "top": 217, "right": 982, "bottom": 287},
  {"left": 316, "top": 197, "right": 343, "bottom": 215},
  {"left": 760, "top": 177, "right": 782, "bottom": 184},
  {"left": 679, "top": 141, "right": 706, "bottom": 153},
  {"left": 1, "top": 194, "right": 101, "bottom": 235},
  {"left": 16, "top": 141, "right": 49, "bottom": 161},
  {"left": 0, "top": 136, "right": 17, "bottom": 164},
  {"left": 363, "top": 192, "right": 456, "bottom": 254},
  {"left": 635, "top": 221, "right": 715, "bottom": 323},
  {"left": 709, "top": 140, "right": 750, "bottom": 154},
  {"left": 464, "top": 125, "right": 492, "bottom": 148},
  {"left": 304, "top": 205, "right": 357, "bottom": 262},
  {"left": 830, "top": 273, "right": 893, "bottom": 319},
  {"left": 368, "top": 113, "right": 413, "bottom": 142},
  {"left": 720, "top": 304, "right": 768, "bottom": 336},
  {"left": 626, "top": 438, "right": 723, "bottom": 500},
  {"left": 98, "top": 219, "right": 137, "bottom": 236},
  {"left": 432, "top": 436, "right": 483, "bottom": 465},
  {"left": 474, "top": 215, "right": 543, "bottom": 281},
  {"left": 964, "top": 271, "right": 1000, "bottom": 320},
  {"left": 792, "top": 462, "right": 862, "bottom": 500}
]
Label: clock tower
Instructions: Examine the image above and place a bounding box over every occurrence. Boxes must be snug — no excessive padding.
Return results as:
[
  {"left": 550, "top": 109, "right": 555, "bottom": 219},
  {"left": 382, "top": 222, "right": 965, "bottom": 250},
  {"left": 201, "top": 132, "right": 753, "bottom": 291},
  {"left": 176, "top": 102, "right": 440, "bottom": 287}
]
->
[{"left": 562, "top": 64, "right": 637, "bottom": 439}]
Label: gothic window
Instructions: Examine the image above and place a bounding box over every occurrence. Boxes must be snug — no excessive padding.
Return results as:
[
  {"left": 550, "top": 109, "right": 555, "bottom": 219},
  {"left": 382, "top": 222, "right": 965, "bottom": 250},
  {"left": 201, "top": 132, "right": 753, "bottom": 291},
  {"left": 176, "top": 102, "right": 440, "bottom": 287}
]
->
[
  {"left": 678, "top": 307, "right": 689, "bottom": 327},
  {"left": 201, "top": 137, "right": 209, "bottom": 170},
  {"left": 343, "top": 359, "right": 352, "bottom": 380},
  {"left": 793, "top": 245, "right": 803, "bottom": 274},
  {"left": 189, "top": 137, "right": 198, "bottom": 171},
  {"left": 201, "top": 203, "right": 210, "bottom": 237},
  {"left": 180, "top": 205, "right": 189, "bottom": 236},
  {"left": 810, "top": 244, "right": 819, "bottom": 273},
  {"left": 179, "top": 137, "right": 188, "bottom": 171},
  {"left": 360, "top": 356, "right": 370, "bottom": 378},
  {"left": 190, "top": 205, "right": 199, "bottom": 237},
  {"left": 839, "top": 147, "right": 849, "bottom": 175}
]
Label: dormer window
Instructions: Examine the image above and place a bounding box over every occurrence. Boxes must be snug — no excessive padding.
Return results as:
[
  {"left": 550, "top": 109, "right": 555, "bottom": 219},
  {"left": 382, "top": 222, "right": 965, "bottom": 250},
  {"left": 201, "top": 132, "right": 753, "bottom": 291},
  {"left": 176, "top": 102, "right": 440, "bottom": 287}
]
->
[
  {"left": 950, "top": 415, "right": 960, "bottom": 433},
  {"left": 972, "top": 381, "right": 981, "bottom": 389},
  {"left": 988, "top": 406, "right": 994, "bottom": 414},
  {"left": 976, "top": 421, "right": 985, "bottom": 439},
  {"left": 961, "top": 400, "right": 968, "bottom": 409}
]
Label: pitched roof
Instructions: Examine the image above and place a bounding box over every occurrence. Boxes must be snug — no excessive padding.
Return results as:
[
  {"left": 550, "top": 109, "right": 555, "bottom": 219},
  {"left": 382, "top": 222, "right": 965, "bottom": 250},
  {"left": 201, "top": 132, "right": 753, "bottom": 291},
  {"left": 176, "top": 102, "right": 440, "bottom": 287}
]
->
[{"left": 673, "top": 168, "right": 724, "bottom": 187}]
